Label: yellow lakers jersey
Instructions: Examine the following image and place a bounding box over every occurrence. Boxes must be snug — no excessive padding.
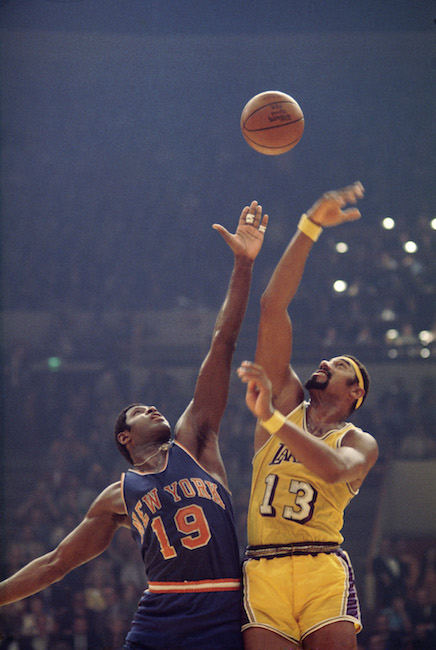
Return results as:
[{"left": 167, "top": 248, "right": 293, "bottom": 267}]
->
[{"left": 247, "top": 402, "right": 358, "bottom": 546}]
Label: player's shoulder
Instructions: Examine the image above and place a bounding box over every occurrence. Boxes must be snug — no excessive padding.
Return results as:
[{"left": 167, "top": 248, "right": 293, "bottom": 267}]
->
[
  {"left": 89, "top": 481, "right": 126, "bottom": 516},
  {"left": 343, "top": 425, "right": 379, "bottom": 458}
]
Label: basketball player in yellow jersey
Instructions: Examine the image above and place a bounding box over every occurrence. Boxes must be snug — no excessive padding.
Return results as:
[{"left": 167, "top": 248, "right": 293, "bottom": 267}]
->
[{"left": 237, "top": 182, "right": 379, "bottom": 650}]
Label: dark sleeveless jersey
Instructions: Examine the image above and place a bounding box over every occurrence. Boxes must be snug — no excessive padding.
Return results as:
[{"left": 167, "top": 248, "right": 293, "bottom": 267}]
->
[
  {"left": 121, "top": 440, "right": 243, "bottom": 649},
  {"left": 121, "top": 439, "right": 241, "bottom": 588}
]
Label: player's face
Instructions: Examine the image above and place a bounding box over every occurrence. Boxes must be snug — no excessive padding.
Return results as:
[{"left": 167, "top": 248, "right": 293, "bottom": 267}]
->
[
  {"left": 125, "top": 404, "right": 170, "bottom": 440},
  {"left": 305, "top": 357, "right": 357, "bottom": 392}
]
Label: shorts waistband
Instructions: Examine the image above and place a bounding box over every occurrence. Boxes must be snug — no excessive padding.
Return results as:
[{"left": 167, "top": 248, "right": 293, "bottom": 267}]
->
[
  {"left": 147, "top": 578, "right": 241, "bottom": 594},
  {"left": 245, "top": 542, "right": 340, "bottom": 559}
]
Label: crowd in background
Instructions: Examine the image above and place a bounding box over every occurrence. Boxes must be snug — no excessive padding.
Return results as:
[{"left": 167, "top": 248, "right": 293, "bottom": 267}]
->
[
  {"left": 4, "top": 198, "right": 435, "bottom": 364},
  {"left": 1, "top": 208, "right": 435, "bottom": 645},
  {"left": 1, "top": 201, "right": 436, "bottom": 646},
  {"left": 2, "top": 132, "right": 435, "bottom": 648},
  {"left": 1, "top": 9, "right": 435, "bottom": 647},
  {"left": 1, "top": 336, "right": 435, "bottom": 648}
]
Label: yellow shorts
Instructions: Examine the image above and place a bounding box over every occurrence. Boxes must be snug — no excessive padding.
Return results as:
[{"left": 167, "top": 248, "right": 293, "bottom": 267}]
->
[{"left": 242, "top": 550, "right": 362, "bottom": 645}]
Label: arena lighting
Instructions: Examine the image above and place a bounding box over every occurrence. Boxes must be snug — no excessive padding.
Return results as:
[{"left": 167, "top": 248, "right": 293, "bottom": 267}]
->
[
  {"left": 419, "top": 330, "right": 434, "bottom": 345},
  {"left": 335, "top": 242, "right": 348, "bottom": 253},
  {"left": 47, "top": 356, "right": 62, "bottom": 370},
  {"left": 382, "top": 217, "right": 395, "bottom": 230},
  {"left": 403, "top": 240, "right": 418, "bottom": 253},
  {"left": 333, "top": 279, "right": 347, "bottom": 293},
  {"left": 386, "top": 329, "right": 399, "bottom": 341},
  {"left": 381, "top": 308, "right": 396, "bottom": 322},
  {"left": 430, "top": 218, "right": 436, "bottom": 230}
]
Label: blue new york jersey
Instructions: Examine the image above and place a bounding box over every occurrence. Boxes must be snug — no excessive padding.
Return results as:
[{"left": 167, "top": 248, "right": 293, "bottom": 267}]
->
[{"left": 121, "top": 440, "right": 243, "bottom": 649}]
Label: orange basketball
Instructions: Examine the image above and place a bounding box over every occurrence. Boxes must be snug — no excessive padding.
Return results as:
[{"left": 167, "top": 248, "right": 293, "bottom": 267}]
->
[{"left": 240, "top": 90, "right": 304, "bottom": 155}]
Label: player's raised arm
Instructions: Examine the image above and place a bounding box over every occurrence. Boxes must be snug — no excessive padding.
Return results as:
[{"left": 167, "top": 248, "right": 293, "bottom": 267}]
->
[
  {"left": 255, "top": 182, "right": 365, "bottom": 413},
  {"left": 0, "top": 482, "right": 129, "bottom": 607},
  {"left": 175, "top": 202, "right": 267, "bottom": 472}
]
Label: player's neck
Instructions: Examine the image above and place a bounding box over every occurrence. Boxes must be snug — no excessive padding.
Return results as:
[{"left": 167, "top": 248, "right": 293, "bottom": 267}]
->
[
  {"left": 305, "top": 402, "right": 346, "bottom": 437},
  {"left": 133, "top": 441, "right": 171, "bottom": 470}
]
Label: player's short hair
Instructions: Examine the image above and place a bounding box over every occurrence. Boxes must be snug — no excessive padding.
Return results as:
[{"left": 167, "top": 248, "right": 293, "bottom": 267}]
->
[
  {"left": 344, "top": 354, "right": 370, "bottom": 412},
  {"left": 114, "top": 403, "right": 140, "bottom": 465}
]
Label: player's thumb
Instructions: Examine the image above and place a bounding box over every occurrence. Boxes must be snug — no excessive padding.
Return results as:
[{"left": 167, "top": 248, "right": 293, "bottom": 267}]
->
[{"left": 212, "top": 224, "right": 231, "bottom": 242}]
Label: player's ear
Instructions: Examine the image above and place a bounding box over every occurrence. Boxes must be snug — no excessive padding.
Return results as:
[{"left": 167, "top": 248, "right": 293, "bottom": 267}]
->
[
  {"left": 350, "top": 385, "right": 365, "bottom": 403},
  {"left": 117, "top": 431, "right": 131, "bottom": 446}
]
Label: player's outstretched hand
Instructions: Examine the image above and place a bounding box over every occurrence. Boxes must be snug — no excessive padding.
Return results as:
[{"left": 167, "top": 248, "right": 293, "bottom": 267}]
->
[
  {"left": 306, "top": 181, "right": 364, "bottom": 228},
  {"left": 237, "top": 360, "right": 275, "bottom": 421},
  {"left": 212, "top": 200, "right": 268, "bottom": 260}
]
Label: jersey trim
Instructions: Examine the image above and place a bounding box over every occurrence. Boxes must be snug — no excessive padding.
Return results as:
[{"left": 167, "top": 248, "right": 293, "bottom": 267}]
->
[
  {"left": 147, "top": 578, "right": 241, "bottom": 593},
  {"left": 120, "top": 473, "right": 129, "bottom": 515}
]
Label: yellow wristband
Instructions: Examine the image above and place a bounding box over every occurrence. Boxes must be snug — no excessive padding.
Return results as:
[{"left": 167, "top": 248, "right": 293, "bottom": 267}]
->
[
  {"left": 260, "top": 409, "right": 287, "bottom": 435},
  {"left": 297, "top": 213, "right": 323, "bottom": 242}
]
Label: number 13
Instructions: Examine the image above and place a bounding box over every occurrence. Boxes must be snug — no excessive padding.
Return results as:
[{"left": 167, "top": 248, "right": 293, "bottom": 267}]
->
[{"left": 260, "top": 475, "right": 317, "bottom": 525}]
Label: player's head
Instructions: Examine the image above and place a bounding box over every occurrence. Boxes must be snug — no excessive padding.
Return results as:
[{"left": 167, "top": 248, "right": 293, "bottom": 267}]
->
[
  {"left": 342, "top": 354, "right": 370, "bottom": 412},
  {"left": 114, "top": 403, "right": 171, "bottom": 465},
  {"left": 114, "top": 403, "right": 139, "bottom": 464},
  {"left": 305, "top": 355, "right": 370, "bottom": 415}
]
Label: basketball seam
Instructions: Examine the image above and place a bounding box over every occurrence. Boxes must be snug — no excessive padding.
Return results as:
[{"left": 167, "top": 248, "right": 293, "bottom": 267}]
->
[{"left": 243, "top": 118, "right": 304, "bottom": 133}]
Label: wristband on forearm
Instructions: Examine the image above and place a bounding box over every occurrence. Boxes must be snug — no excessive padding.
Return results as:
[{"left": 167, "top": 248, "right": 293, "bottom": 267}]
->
[
  {"left": 297, "top": 213, "right": 323, "bottom": 242},
  {"left": 260, "top": 409, "right": 287, "bottom": 435}
]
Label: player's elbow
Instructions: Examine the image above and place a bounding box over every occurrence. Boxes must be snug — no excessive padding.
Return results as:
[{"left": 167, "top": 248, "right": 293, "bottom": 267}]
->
[
  {"left": 320, "top": 465, "right": 343, "bottom": 484},
  {"left": 260, "top": 290, "right": 278, "bottom": 313},
  {"left": 321, "top": 456, "right": 356, "bottom": 484},
  {"left": 212, "top": 329, "right": 237, "bottom": 354},
  {"left": 45, "top": 547, "right": 73, "bottom": 583},
  {"left": 328, "top": 456, "right": 368, "bottom": 484}
]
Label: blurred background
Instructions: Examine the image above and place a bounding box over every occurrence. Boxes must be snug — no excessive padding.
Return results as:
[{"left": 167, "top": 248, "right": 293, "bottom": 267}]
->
[{"left": 1, "top": 1, "right": 435, "bottom": 648}]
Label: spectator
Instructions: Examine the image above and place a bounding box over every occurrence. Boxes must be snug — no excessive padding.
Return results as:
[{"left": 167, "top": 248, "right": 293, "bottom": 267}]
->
[
  {"left": 373, "top": 537, "right": 409, "bottom": 608},
  {"left": 407, "top": 587, "right": 436, "bottom": 649}
]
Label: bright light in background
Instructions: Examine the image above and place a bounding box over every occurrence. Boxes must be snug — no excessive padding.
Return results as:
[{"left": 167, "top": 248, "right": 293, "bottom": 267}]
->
[
  {"left": 335, "top": 242, "right": 348, "bottom": 253},
  {"left": 386, "top": 329, "right": 399, "bottom": 342},
  {"left": 333, "top": 280, "right": 347, "bottom": 293},
  {"left": 419, "top": 330, "right": 434, "bottom": 345},
  {"left": 388, "top": 349, "right": 398, "bottom": 359},
  {"left": 381, "top": 308, "right": 396, "bottom": 322},
  {"left": 47, "top": 356, "right": 62, "bottom": 371},
  {"left": 420, "top": 348, "right": 431, "bottom": 359},
  {"left": 382, "top": 217, "right": 395, "bottom": 230},
  {"left": 403, "top": 240, "right": 418, "bottom": 253},
  {"left": 431, "top": 218, "right": 436, "bottom": 231}
]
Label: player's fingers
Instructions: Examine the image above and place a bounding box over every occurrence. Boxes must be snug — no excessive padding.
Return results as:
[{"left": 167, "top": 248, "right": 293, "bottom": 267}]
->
[
  {"left": 253, "top": 203, "right": 262, "bottom": 226},
  {"left": 341, "top": 208, "right": 361, "bottom": 222},
  {"left": 341, "top": 182, "right": 365, "bottom": 203},
  {"left": 242, "top": 201, "right": 259, "bottom": 225},
  {"left": 238, "top": 361, "right": 265, "bottom": 379},
  {"left": 239, "top": 360, "right": 259, "bottom": 370},
  {"left": 239, "top": 206, "right": 250, "bottom": 221},
  {"left": 260, "top": 213, "right": 269, "bottom": 229}
]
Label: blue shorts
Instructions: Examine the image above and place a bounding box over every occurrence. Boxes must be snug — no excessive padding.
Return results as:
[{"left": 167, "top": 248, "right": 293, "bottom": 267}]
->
[{"left": 124, "top": 589, "right": 243, "bottom": 649}]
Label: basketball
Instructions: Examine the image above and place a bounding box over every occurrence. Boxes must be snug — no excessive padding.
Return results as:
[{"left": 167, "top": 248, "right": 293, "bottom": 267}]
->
[{"left": 240, "top": 90, "right": 304, "bottom": 155}]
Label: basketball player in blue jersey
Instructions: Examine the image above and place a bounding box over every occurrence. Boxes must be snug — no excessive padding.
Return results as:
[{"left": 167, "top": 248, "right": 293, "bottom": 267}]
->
[
  {"left": 237, "top": 182, "right": 379, "bottom": 650},
  {"left": 0, "top": 201, "right": 268, "bottom": 649}
]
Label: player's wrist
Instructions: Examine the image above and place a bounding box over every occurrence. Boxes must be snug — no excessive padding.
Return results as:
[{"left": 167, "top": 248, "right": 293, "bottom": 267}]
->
[
  {"left": 260, "top": 409, "right": 287, "bottom": 435},
  {"left": 297, "top": 213, "right": 323, "bottom": 242}
]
